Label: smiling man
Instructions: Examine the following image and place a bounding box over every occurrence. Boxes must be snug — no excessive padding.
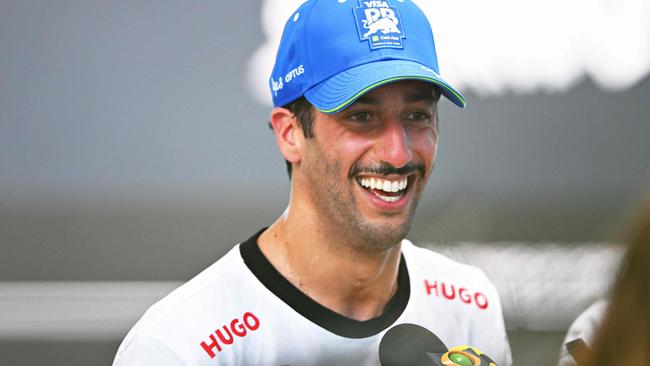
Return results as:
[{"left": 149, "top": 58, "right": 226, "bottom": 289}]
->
[{"left": 113, "top": 1, "right": 512, "bottom": 365}]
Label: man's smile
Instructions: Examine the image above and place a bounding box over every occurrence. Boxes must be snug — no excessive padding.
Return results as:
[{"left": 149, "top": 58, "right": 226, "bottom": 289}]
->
[{"left": 356, "top": 175, "right": 410, "bottom": 203}]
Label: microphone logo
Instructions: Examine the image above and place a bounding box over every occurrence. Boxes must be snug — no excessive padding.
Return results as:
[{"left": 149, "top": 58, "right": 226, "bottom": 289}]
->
[{"left": 435, "top": 345, "right": 497, "bottom": 366}]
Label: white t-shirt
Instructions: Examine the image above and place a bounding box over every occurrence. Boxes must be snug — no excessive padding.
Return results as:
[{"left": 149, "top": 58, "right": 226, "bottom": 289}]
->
[{"left": 113, "top": 229, "right": 512, "bottom": 365}]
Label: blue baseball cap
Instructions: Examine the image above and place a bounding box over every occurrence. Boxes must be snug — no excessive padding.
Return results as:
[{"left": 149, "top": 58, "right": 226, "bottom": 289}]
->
[{"left": 269, "top": 0, "right": 465, "bottom": 114}]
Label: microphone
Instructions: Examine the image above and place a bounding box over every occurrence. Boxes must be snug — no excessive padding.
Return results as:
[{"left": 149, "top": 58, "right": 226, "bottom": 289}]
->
[
  {"left": 378, "top": 323, "right": 498, "bottom": 366},
  {"left": 378, "top": 323, "right": 447, "bottom": 366},
  {"left": 565, "top": 338, "right": 590, "bottom": 366}
]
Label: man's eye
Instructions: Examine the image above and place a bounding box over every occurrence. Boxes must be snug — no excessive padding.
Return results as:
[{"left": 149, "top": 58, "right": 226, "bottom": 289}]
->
[
  {"left": 408, "top": 111, "right": 432, "bottom": 121},
  {"left": 349, "top": 112, "right": 372, "bottom": 122}
]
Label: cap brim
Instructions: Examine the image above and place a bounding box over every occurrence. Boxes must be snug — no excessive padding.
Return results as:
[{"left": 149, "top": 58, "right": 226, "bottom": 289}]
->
[{"left": 303, "top": 60, "right": 465, "bottom": 114}]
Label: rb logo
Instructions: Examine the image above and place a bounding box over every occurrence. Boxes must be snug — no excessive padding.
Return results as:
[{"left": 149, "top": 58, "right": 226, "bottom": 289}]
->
[{"left": 353, "top": 0, "right": 405, "bottom": 49}]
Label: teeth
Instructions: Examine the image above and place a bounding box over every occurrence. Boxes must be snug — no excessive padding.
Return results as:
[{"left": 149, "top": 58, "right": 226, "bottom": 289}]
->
[
  {"left": 382, "top": 180, "right": 391, "bottom": 192},
  {"left": 358, "top": 177, "right": 408, "bottom": 193},
  {"left": 376, "top": 194, "right": 400, "bottom": 202}
]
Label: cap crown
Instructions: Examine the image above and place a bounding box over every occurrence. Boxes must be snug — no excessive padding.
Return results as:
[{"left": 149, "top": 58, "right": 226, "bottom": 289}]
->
[{"left": 270, "top": 0, "right": 441, "bottom": 108}]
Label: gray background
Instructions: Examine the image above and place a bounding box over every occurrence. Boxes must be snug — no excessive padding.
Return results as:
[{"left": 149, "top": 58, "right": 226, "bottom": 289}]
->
[{"left": 1, "top": 1, "right": 649, "bottom": 365}]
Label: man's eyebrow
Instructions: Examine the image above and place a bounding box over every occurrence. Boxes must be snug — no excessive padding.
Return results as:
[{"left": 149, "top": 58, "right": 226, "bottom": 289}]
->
[
  {"left": 352, "top": 87, "right": 437, "bottom": 105},
  {"left": 354, "top": 95, "right": 380, "bottom": 105},
  {"left": 404, "top": 89, "right": 436, "bottom": 103}
]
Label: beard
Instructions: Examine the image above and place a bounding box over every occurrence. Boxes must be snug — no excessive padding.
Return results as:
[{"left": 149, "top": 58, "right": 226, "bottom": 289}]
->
[{"left": 301, "top": 141, "right": 427, "bottom": 253}]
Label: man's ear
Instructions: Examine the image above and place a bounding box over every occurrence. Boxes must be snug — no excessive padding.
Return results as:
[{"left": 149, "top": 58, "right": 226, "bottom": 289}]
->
[{"left": 269, "top": 107, "right": 302, "bottom": 165}]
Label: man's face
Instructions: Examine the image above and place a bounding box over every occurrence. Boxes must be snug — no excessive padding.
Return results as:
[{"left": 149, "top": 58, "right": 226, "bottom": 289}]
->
[{"left": 297, "top": 80, "right": 439, "bottom": 251}]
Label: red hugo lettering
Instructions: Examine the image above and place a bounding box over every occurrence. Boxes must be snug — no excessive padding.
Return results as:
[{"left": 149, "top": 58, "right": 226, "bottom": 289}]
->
[
  {"left": 200, "top": 312, "right": 260, "bottom": 359},
  {"left": 424, "top": 280, "right": 489, "bottom": 310}
]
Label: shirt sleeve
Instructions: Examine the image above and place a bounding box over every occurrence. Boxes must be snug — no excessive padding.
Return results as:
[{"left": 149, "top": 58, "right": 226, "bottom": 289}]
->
[{"left": 113, "top": 333, "right": 186, "bottom": 366}]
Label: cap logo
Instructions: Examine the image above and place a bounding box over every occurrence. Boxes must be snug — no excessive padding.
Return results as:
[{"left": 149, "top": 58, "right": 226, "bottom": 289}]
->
[
  {"left": 271, "top": 76, "right": 283, "bottom": 96},
  {"left": 354, "top": 1, "right": 405, "bottom": 49}
]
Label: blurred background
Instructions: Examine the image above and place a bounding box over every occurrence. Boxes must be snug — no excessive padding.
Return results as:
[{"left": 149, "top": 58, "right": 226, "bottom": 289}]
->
[{"left": 1, "top": 1, "right": 649, "bottom": 365}]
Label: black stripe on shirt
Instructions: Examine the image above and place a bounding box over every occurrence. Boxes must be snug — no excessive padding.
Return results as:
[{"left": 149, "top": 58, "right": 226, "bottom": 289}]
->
[{"left": 239, "top": 228, "right": 410, "bottom": 339}]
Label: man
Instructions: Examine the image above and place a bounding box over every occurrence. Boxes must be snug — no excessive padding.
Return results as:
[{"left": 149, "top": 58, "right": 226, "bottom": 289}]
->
[{"left": 113, "top": 0, "right": 512, "bottom": 365}]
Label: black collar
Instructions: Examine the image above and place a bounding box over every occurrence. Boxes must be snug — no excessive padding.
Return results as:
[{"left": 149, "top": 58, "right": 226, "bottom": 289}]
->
[{"left": 239, "top": 228, "right": 410, "bottom": 338}]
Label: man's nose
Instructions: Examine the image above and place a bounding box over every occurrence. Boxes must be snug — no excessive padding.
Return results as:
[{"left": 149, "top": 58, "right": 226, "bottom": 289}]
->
[{"left": 377, "top": 120, "right": 412, "bottom": 169}]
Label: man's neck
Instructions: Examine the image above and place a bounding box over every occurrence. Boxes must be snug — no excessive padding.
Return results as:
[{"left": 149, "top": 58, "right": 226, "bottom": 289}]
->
[{"left": 258, "top": 209, "right": 403, "bottom": 321}]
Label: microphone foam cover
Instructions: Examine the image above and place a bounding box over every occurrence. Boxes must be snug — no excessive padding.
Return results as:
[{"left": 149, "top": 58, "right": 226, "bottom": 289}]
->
[{"left": 379, "top": 323, "right": 448, "bottom": 366}]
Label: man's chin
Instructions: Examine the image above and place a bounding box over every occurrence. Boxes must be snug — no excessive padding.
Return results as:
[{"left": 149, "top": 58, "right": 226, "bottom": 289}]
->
[{"left": 354, "top": 219, "right": 412, "bottom": 252}]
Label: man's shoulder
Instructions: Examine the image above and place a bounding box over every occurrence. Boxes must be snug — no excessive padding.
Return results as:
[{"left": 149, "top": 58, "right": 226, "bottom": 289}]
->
[
  {"left": 401, "top": 239, "right": 490, "bottom": 281},
  {"left": 400, "top": 240, "right": 512, "bottom": 365},
  {"left": 400, "top": 239, "right": 501, "bottom": 308},
  {"left": 114, "top": 243, "right": 262, "bottom": 364},
  {"left": 128, "top": 244, "right": 249, "bottom": 334}
]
